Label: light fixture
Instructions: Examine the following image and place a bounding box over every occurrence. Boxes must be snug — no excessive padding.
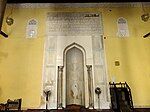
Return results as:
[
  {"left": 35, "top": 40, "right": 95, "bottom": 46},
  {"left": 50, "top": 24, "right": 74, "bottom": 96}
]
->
[
  {"left": 6, "top": 17, "right": 14, "bottom": 26},
  {"left": 141, "top": 13, "right": 149, "bottom": 22},
  {"left": 6, "top": 5, "right": 14, "bottom": 26},
  {"left": 141, "top": 2, "right": 149, "bottom": 22}
]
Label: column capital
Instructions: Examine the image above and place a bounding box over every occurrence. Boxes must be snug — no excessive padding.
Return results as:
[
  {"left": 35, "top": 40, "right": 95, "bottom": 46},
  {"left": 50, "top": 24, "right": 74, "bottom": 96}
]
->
[
  {"left": 58, "top": 66, "right": 64, "bottom": 71},
  {"left": 86, "top": 65, "right": 92, "bottom": 71}
]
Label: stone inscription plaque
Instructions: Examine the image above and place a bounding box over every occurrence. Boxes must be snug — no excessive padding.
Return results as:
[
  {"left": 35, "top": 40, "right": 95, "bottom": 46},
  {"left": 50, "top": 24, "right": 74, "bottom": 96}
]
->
[{"left": 47, "top": 12, "right": 103, "bottom": 36}]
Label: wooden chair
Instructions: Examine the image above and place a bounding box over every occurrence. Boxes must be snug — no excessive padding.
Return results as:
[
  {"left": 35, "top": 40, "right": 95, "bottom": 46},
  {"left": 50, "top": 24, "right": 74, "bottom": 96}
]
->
[
  {"left": 0, "top": 103, "right": 7, "bottom": 110},
  {"left": 5, "top": 98, "right": 22, "bottom": 110}
]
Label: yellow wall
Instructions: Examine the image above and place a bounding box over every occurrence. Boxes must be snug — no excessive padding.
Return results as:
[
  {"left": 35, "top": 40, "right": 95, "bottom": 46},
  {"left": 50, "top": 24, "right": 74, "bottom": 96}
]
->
[
  {"left": 0, "top": 7, "right": 45, "bottom": 108},
  {"left": 0, "top": 4, "right": 150, "bottom": 108},
  {"left": 103, "top": 7, "right": 150, "bottom": 107}
]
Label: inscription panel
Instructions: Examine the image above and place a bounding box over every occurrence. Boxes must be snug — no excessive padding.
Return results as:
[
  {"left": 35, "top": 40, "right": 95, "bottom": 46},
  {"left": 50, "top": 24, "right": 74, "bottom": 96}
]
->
[{"left": 47, "top": 12, "right": 103, "bottom": 36}]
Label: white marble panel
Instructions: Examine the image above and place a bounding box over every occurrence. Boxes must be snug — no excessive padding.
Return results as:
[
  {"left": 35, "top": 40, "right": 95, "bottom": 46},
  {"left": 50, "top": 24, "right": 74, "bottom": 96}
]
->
[
  {"left": 94, "top": 66, "right": 105, "bottom": 83},
  {"left": 45, "top": 67, "right": 56, "bottom": 82},
  {"left": 46, "top": 37, "right": 56, "bottom": 51},
  {"left": 92, "top": 37, "right": 102, "bottom": 50},
  {"left": 93, "top": 51, "right": 103, "bottom": 66},
  {"left": 45, "top": 51, "right": 56, "bottom": 65}
]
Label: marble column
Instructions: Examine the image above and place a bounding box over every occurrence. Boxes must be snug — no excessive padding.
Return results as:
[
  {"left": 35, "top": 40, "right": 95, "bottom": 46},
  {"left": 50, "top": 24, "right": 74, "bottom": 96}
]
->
[
  {"left": 86, "top": 65, "right": 94, "bottom": 108},
  {"left": 57, "top": 66, "right": 64, "bottom": 109}
]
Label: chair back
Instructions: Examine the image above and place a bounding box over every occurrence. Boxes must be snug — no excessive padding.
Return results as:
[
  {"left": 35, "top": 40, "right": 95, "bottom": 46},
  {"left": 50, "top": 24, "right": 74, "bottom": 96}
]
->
[{"left": 6, "top": 98, "right": 22, "bottom": 110}]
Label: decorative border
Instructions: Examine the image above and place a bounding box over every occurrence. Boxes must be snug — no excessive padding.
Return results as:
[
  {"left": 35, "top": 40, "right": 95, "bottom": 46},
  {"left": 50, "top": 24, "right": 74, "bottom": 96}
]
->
[{"left": 6, "top": 2, "right": 150, "bottom": 8}]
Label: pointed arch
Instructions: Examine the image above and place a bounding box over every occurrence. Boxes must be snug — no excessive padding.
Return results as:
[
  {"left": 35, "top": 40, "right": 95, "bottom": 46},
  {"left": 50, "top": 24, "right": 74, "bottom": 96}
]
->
[
  {"left": 63, "top": 42, "right": 86, "bottom": 66},
  {"left": 62, "top": 42, "right": 87, "bottom": 106}
]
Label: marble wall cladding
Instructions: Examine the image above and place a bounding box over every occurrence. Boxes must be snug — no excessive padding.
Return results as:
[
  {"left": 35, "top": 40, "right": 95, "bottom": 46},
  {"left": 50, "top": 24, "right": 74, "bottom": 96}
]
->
[
  {"left": 92, "top": 36, "right": 110, "bottom": 108},
  {"left": 42, "top": 12, "right": 110, "bottom": 109},
  {"left": 92, "top": 37, "right": 102, "bottom": 50},
  {"left": 45, "top": 67, "right": 55, "bottom": 81},
  {"left": 45, "top": 51, "right": 56, "bottom": 65},
  {"left": 93, "top": 51, "right": 104, "bottom": 66},
  {"left": 42, "top": 36, "right": 57, "bottom": 109},
  {"left": 94, "top": 66, "right": 104, "bottom": 83},
  {"left": 46, "top": 37, "right": 57, "bottom": 50}
]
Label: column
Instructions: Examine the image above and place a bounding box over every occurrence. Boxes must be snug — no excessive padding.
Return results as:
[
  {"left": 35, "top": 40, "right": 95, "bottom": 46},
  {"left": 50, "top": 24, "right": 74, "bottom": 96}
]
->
[
  {"left": 57, "top": 66, "right": 64, "bottom": 109},
  {"left": 86, "top": 65, "right": 94, "bottom": 108}
]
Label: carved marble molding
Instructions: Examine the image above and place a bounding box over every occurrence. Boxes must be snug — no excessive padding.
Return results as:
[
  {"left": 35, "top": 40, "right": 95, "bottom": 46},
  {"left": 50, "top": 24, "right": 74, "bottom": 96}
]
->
[
  {"left": 86, "top": 65, "right": 94, "bottom": 108},
  {"left": 57, "top": 66, "right": 64, "bottom": 109},
  {"left": 6, "top": 3, "right": 150, "bottom": 9}
]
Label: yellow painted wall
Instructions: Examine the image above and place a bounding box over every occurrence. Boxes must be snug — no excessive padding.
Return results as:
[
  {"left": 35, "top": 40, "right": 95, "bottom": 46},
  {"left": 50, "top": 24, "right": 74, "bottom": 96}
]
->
[
  {"left": 103, "top": 7, "right": 150, "bottom": 107},
  {"left": 0, "top": 4, "right": 150, "bottom": 108},
  {"left": 0, "top": 7, "right": 46, "bottom": 108}
]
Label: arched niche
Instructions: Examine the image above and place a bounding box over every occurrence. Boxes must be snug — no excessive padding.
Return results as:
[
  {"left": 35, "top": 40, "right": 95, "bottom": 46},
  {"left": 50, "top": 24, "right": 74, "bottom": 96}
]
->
[
  {"left": 62, "top": 43, "right": 88, "bottom": 107},
  {"left": 66, "top": 47, "right": 84, "bottom": 105}
]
